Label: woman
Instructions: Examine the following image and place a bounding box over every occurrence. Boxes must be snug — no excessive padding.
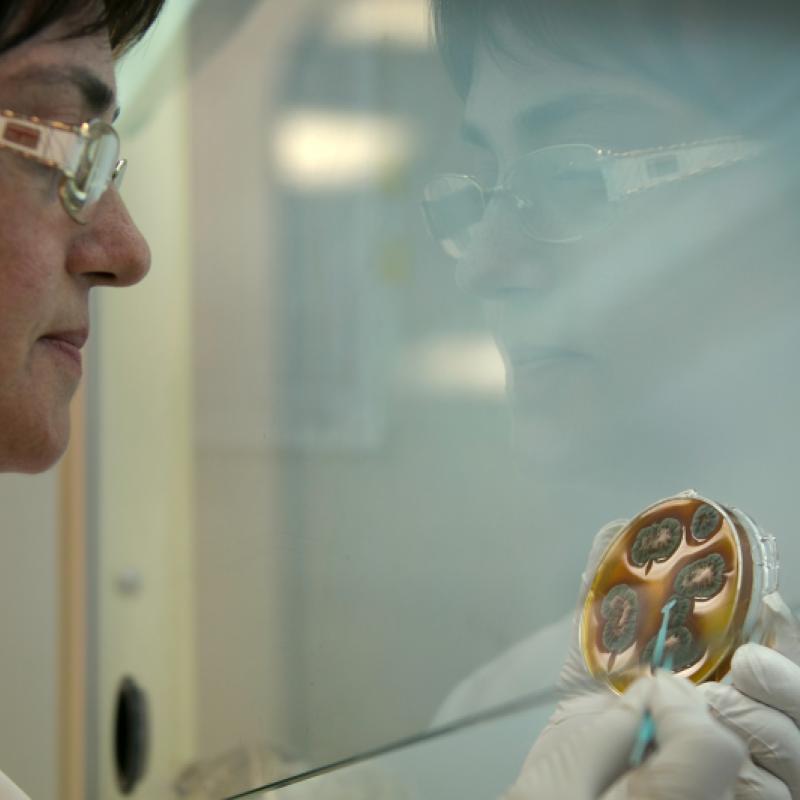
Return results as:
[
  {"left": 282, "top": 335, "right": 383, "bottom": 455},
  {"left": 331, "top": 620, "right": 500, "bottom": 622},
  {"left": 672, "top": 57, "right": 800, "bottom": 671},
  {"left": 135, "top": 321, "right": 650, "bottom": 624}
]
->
[
  {"left": 426, "top": 0, "right": 800, "bottom": 797},
  {"left": 0, "top": 1, "right": 162, "bottom": 795},
  {"left": 0, "top": 0, "right": 159, "bottom": 475}
]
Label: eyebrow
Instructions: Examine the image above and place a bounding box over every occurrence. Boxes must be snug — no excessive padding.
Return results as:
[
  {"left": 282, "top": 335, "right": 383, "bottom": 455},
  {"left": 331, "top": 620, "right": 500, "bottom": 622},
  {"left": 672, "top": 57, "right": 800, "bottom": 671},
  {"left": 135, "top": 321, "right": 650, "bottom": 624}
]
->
[
  {"left": 10, "top": 64, "right": 119, "bottom": 121},
  {"left": 514, "top": 92, "right": 648, "bottom": 140},
  {"left": 460, "top": 119, "right": 491, "bottom": 150},
  {"left": 461, "top": 92, "right": 650, "bottom": 150}
]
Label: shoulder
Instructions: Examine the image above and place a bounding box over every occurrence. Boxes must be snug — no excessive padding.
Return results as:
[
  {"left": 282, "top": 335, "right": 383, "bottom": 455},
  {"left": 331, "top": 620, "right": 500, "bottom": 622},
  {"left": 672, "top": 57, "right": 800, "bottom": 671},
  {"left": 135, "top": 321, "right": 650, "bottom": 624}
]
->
[
  {"left": 432, "top": 613, "right": 572, "bottom": 727},
  {"left": 0, "top": 770, "right": 30, "bottom": 800}
]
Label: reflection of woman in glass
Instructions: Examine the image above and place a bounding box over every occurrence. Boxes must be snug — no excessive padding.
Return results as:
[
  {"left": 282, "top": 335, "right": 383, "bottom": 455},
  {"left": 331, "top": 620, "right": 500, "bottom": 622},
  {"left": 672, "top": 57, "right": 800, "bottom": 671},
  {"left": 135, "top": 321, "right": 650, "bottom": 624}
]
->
[
  {"left": 426, "top": 0, "right": 800, "bottom": 796},
  {"left": 426, "top": 1, "right": 800, "bottom": 493}
]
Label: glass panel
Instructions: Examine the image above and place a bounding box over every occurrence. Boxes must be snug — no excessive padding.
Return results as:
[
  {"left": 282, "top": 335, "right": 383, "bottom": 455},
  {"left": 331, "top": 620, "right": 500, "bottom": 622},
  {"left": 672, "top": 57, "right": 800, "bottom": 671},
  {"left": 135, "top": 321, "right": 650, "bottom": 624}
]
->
[
  {"left": 180, "top": 3, "right": 571, "bottom": 795},
  {"left": 104, "top": 1, "right": 800, "bottom": 798},
  {"left": 222, "top": 692, "right": 558, "bottom": 799}
]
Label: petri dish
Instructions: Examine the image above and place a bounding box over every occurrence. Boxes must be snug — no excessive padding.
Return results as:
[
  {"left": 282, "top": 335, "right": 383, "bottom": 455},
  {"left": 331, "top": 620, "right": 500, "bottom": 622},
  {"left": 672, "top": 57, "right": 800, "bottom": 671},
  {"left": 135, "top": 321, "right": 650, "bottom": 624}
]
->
[{"left": 580, "top": 490, "right": 779, "bottom": 694}]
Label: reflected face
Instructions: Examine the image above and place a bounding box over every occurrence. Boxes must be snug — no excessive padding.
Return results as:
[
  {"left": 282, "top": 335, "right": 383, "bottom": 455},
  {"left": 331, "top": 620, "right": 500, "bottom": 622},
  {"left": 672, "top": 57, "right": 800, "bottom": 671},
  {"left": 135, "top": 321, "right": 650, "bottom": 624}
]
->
[
  {"left": 0, "top": 17, "right": 151, "bottom": 472},
  {"left": 455, "top": 22, "right": 796, "bottom": 473}
]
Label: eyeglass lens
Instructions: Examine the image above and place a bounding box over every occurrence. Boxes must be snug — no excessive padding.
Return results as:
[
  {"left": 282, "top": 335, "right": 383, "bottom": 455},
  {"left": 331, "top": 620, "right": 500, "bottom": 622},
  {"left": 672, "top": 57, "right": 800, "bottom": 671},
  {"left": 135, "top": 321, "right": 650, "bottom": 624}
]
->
[
  {"left": 422, "top": 175, "right": 485, "bottom": 258},
  {"left": 424, "top": 145, "right": 615, "bottom": 255},
  {"left": 62, "top": 125, "right": 120, "bottom": 221}
]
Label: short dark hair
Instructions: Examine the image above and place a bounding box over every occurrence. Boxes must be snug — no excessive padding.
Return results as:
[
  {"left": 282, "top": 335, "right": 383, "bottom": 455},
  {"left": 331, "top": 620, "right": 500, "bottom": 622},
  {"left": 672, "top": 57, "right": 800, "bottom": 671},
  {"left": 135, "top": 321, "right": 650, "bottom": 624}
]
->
[
  {"left": 431, "top": 0, "right": 800, "bottom": 134},
  {"left": 0, "top": 0, "right": 166, "bottom": 56}
]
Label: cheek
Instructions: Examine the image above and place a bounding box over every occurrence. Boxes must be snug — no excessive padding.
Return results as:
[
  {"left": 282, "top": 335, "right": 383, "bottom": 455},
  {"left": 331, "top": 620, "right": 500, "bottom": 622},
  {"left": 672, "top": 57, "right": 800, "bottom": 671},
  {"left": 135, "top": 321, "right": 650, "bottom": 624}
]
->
[
  {"left": 0, "top": 235, "right": 59, "bottom": 356},
  {"left": 0, "top": 224, "right": 74, "bottom": 471},
  {"left": 578, "top": 183, "right": 735, "bottom": 345},
  {"left": 0, "top": 139, "right": 88, "bottom": 472},
  {"left": 614, "top": 192, "right": 788, "bottom": 347}
]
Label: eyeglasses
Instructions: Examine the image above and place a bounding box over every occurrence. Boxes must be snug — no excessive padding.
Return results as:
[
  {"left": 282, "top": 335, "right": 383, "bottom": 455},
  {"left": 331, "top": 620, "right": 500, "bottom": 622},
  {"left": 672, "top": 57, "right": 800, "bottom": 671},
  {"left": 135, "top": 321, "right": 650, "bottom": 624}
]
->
[
  {"left": 421, "top": 137, "right": 763, "bottom": 258},
  {"left": 0, "top": 109, "right": 126, "bottom": 223}
]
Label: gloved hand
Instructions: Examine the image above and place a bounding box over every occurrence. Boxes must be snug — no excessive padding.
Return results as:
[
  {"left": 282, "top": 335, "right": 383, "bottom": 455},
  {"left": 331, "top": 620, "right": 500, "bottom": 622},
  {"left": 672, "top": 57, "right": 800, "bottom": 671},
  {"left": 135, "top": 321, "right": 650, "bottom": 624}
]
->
[
  {"left": 505, "top": 671, "right": 746, "bottom": 800},
  {"left": 514, "top": 520, "right": 637, "bottom": 788},
  {"left": 557, "top": 519, "right": 629, "bottom": 698},
  {"left": 541, "top": 519, "right": 800, "bottom": 800},
  {"left": 700, "top": 593, "right": 800, "bottom": 799}
]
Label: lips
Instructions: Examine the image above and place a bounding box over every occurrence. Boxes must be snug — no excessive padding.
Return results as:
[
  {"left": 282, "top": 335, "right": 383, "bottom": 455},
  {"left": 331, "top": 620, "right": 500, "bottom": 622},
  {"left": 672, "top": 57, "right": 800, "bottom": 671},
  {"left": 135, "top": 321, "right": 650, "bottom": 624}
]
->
[
  {"left": 505, "top": 346, "right": 587, "bottom": 369},
  {"left": 42, "top": 329, "right": 89, "bottom": 350},
  {"left": 39, "top": 328, "right": 89, "bottom": 374},
  {"left": 503, "top": 347, "right": 596, "bottom": 409}
]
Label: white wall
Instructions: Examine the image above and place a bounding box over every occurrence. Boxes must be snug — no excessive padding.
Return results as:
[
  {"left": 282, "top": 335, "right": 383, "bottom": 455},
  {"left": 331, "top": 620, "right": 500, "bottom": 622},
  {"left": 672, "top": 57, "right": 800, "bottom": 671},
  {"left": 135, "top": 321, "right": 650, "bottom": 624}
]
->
[
  {"left": 186, "top": 0, "right": 578, "bottom": 771},
  {"left": 89, "top": 23, "right": 197, "bottom": 800},
  {"left": 0, "top": 473, "right": 57, "bottom": 800}
]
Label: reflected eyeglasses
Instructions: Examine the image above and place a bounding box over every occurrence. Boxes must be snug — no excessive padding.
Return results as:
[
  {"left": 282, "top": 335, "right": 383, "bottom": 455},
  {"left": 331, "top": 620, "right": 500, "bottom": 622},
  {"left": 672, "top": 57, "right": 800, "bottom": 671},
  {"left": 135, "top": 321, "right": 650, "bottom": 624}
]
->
[
  {"left": 421, "top": 138, "right": 763, "bottom": 258},
  {"left": 0, "top": 108, "right": 126, "bottom": 224}
]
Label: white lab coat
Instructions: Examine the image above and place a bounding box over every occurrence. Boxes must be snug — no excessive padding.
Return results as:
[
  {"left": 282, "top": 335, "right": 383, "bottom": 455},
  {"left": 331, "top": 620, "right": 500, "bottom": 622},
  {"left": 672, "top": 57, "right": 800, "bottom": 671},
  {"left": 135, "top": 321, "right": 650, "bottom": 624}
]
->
[
  {"left": 432, "top": 613, "right": 572, "bottom": 726},
  {"left": 0, "top": 770, "right": 28, "bottom": 800}
]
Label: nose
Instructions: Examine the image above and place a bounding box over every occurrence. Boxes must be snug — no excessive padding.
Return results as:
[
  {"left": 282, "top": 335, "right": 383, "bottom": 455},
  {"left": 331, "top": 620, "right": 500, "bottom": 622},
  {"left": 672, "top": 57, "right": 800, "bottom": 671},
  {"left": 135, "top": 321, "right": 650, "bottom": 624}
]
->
[
  {"left": 454, "top": 194, "right": 556, "bottom": 298},
  {"left": 65, "top": 188, "right": 151, "bottom": 287}
]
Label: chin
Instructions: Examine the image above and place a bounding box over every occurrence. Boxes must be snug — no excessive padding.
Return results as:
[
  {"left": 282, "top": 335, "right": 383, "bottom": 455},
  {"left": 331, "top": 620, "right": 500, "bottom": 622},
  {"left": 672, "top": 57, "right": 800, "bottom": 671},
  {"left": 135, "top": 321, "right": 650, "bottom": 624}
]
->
[
  {"left": 510, "top": 417, "right": 570, "bottom": 465},
  {"left": 1, "top": 439, "right": 70, "bottom": 474},
  {"left": 0, "top": 408, "right": 71, "bottom": 474},
  {"left": 508, "top": 404, "right": 636, "bottom": 486},
  {"left": 509, "top": 413, "right": 602, "bottom": 480},
  {"left": 11, "top": 446, "right": 68, "bottom": 474},
  {"left": 508, "top": 381, "right": 599, "bottom": 455}
]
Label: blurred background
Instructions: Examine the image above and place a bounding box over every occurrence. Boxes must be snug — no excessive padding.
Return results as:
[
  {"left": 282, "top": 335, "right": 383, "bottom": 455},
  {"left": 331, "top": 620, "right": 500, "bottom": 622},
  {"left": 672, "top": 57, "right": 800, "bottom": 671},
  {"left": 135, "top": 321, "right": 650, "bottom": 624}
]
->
[
  {"left": 0, "top": 2, "right": 570, "bottom": 797},
  {"left": 1, "top": 1, "right": 800, "bottom": 798}
]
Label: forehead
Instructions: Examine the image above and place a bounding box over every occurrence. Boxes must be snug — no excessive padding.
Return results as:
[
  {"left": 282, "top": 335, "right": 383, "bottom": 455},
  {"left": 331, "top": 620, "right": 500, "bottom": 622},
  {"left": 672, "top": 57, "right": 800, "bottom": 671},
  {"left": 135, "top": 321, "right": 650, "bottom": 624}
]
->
[
  {"left": 463, "top": 20, "right": 708, "bottom": 159},
  {"left": 0, "top": 19, "right": 115, "bottom": 120}
]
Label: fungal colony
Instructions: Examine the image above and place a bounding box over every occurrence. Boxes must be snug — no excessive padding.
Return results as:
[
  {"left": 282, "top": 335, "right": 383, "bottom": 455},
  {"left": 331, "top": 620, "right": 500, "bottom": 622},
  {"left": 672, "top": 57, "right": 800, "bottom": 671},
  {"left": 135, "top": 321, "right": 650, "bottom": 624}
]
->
[
  {"left": 691, "top": 504, "right": 722, "bottom": 541},
  {"left": 674, "top": 553, "right": 726, "bottom": 600},
  {"left": 600, "top": 583, "right": 639, "bottom": 653},
  {"left": 631, "top": 516, "right": 682, "bottom": 570}
]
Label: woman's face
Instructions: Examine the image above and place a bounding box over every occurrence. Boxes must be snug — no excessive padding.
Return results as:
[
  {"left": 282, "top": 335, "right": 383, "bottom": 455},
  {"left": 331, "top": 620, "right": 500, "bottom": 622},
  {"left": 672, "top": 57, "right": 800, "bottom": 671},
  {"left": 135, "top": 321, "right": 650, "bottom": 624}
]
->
[
  {"left": 0, "top": 16, "right": 150, "bottom": 472},
  {"left": 455, "top": 21, "right": 799, "bottom": 484}
]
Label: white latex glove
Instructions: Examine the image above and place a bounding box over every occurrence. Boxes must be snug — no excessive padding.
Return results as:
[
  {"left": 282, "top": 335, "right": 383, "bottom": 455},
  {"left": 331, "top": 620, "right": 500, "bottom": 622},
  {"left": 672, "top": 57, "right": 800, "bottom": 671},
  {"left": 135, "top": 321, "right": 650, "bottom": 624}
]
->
[
  {"left": 539, "top": 519, "right": 800, "bottom": 800},
  {"left": 514, "top": 520, "right": 641, "bottom": 796},
  {"left": 700, "top": 593, "right": 800, "bottom": 799},
  {"left": 557, "top": 519, "right": 629, "bottom": 698},
  {"left": 506, "top": 671, "right": 746, "bottom": 800}
]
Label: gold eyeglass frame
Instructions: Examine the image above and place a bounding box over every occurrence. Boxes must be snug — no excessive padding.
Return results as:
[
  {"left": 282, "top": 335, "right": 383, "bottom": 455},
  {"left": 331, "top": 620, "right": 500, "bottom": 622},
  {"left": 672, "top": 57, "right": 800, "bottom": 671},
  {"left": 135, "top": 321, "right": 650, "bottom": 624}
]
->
[
  {"left": 422, "top": 136, "right": 764, "bottom": 255},
  {"left": 0, "top": 108, "right": 126, "bottom": 223}
]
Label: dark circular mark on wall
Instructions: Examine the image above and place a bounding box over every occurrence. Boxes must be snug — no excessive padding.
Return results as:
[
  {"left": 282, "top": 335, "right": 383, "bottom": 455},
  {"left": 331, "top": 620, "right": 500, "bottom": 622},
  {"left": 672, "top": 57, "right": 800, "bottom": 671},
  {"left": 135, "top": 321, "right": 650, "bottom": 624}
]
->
[{"left": 114, "top": 676, "right": 149, "bottom": 795}]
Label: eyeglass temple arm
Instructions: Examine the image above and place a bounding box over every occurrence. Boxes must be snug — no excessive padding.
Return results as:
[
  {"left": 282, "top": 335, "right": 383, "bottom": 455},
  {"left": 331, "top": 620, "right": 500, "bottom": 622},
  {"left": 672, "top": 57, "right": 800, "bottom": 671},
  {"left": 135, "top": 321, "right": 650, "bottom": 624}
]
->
[
  {"left": 0, "top": 116, "right": 84, "bottom": 176},
  {"left": 603, "top": 139, "right": 763, "bottom": 202}
]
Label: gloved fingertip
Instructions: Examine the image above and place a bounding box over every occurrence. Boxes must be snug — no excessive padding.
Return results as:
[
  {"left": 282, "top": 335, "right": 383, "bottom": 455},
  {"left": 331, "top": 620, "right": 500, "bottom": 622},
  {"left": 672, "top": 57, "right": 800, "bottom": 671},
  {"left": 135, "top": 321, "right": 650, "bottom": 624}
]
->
[
  {"left": 650, "top": 669, "right": 700, "bottom": 707},
  {"left": 731, "top": 642, "right": 761, "bottom": 671},
  {"left": 594, "top": 519, "right": 628, "bottom": 551},
  {"left": 731, "top": 641, "right": 798, "bottom": 687},
  {"left": 617, "top": 671, "right": 695, "bottom": 716},
  {"left": 761, "top": 593, "right": 800, "bottom": 662},
  {"left": 583, "top": 520, "right": 628, "bottom": 579},
  {"left": 697, "top": 680, "right": 733, "bottom": 705},
  {"left": 764, "top": 592, "right": 794, "bottom": 619}
]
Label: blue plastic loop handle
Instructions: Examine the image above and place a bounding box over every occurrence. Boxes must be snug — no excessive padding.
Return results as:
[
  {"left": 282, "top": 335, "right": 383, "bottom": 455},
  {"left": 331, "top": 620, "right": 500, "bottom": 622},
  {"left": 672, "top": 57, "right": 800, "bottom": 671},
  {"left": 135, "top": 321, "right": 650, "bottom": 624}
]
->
[{"left": 629, "top": 597, "right": 677, "bottom": 767}]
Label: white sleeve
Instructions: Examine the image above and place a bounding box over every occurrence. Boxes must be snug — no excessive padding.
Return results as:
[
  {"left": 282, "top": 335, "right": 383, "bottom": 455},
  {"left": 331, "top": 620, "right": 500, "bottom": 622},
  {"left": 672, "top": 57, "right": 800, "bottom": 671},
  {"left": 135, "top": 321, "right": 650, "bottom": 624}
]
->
[
  {"left": 0, "top": 770, "right": 29, "bottom": 800},
  {"left": 431, "top": 613, "right": 572, "bottom": 727}
]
